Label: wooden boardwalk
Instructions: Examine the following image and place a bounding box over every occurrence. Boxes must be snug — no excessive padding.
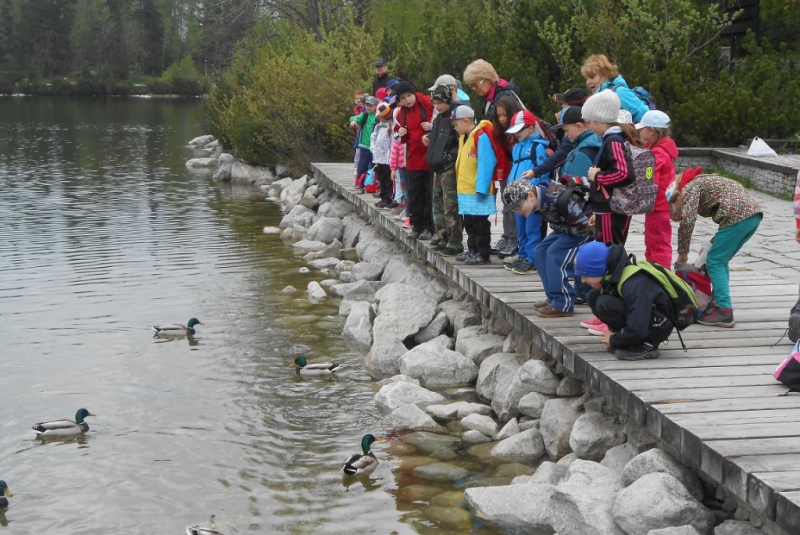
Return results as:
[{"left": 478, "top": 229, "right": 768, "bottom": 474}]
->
[{"left": 312, "top": 163, "right": 800, "bottom": 532}]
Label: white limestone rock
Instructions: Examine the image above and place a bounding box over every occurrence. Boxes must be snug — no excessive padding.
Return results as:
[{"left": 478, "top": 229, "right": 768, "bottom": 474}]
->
[
  {"left": 374, "top": 381, "right": 446, "bottom": 412},
  {"left": 413, "top": 310, "right": 449, "bottom": 344},
  {"left": 460, "top": 413, "right": 498, "bottom": 437},
  {"left": 279, "top": 204, "right": 316, "bottom": 230},
  {"left": 600, "top": 443, "right": 638, "bottom": 475},
  {"left": 518, "top": 360, "right": 561, "bottom": 395},
  {"left": 186, "top": 157, "right": 219, "bottom": 168},
  {"left": 426, "top": 402, "right": 468, "bottom": 420},
  {"left": 306, "top": 216, "right": 344, "bottom": 244},
  {"left": 281, "top": 285, "right": 296, "bottom": 294},
  {"left": 455, "top": 326, "right": 505, "bottom": 365},
  {"left": 476, "top": 352, "right": 520, "bottom": 400},
  {"left": 612, "top": 473, "right": 715, "bottom": 535},
  {"left": 518, "top": 392, "right": 556, "bottom": 419},
  {"left": 495, "top": 418, "right": 521, "bottom": 441},
  {"left": 308, "top": 258, "right": 340, "bottom": 270},
  {"left": 540, "top": 397, "right": 583, "bottom": 459},
  {"left": 622, "top": 449, "right": 705, "bottom": 502},
  {"left": 388, "top": 403, "right": 444, "bottom": 432},
  {"left": 491, "top": 428, "right": 545, "bottom": 462},
  {"left": 462, "top": 430, "right": 492, "bottom": 444},
  {"left": 649, "top": 527, "right": 703, "bottom": 535},
  {"left": 548, "top": 460, "right": 625, "bottom": 535},
  {"left": 380, "top": 254, "right": 414, "bottom": 284},
  {"left": 456, "top": 403, "right": 494, "bottom": 418},
  {"left": 464, "top": 484, "right": 556, "bottom": 531},
  {"left": 307, "top": 281, "right": 326, "bottom": 301},
  {"left": 188, "top": 134, "right": 214, "bottom": 146},
  {"left": 375, "top": 374, "right": 420, "bottom": 388},
  {"left": 453, "top": 301, "right": 482, "bottom": 333},
  {"left": 351, "top": 261, "right": 384, "bottom": 281},
  {"left": 712, "top": 520, "right": 762, "bottom": 535},
  {"left": 569, "top": 412, "right": 626, "bottom": 461},
  {"left": 342, "top": 213, "right": 368, "bottom": 248},
  {"left": 292, "top": 239, "right": 327, "bottom": 252},
  {"left": 529, "top": 461, "right": 568, "bottom": 485},
  {"left": 342, "top": 301, "right": 373, "bottom": 346},
  {"left": 398, "top": 341, "right": 478, "bottom": 388},
  {"left": 557, "top": 375, "right": 585, "bottom": 397}
]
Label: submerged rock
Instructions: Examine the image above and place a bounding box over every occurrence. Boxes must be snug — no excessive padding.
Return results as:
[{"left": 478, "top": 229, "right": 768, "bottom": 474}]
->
[
  {"left": 401, "top": 431, "right": 461, "bottom": 453},
  {"left": 411, "top": 462, "right": 470, "bottom": 482},
  {"left": 464, "top": 484, "right": 556, "bottom": 532},
  {"left": 460, "top": 413, "right": 498, "bottom": 437},
  {"left": 462, "top": 430, "right": 492, "bottom": 443},
  {"left": 388, "top": 403, "right": 444, "bottom": 432},
  {"left": 307, "top": 281, "right": 326, "bottom": 301}
]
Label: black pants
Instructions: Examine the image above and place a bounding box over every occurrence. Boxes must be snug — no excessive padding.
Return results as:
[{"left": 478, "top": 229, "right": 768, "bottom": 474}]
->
[
  {"left": 375, "top": 164, "right": 392, "bottom": 204},
  {"left": 407, "top": 169, "right": 434, "bottom": 232},
  {"left": 463, "top": 215, "right": 491, "bottom": 258},
  {"left": 587, "top": 289, "right": 673, "bottom": 348},
  {"left": 594, "top": 211, "right": 631, "bottom": 245}
]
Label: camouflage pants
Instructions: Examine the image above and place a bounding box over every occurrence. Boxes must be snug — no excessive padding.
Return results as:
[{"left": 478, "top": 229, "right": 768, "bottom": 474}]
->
[{"left": 432, "top": 168, "right": 463, "bottom": 249}]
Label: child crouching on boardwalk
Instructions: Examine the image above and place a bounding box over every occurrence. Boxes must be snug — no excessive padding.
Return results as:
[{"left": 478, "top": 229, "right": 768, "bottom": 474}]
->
[
  {"left": 669, "top": 168, "right": 762, "bottom": 328},
  {"left": 452, "top": 105, "right": 497, "bottom": 265},
  {"left": 503, "top": 178, "right": 593, "bottom": 318},
  {"left": 575, "top": 241, "right": 675, "bottom": 361}
]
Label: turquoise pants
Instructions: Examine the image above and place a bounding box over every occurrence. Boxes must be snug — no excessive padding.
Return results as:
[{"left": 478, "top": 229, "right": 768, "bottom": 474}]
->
[{"left": 706, "top": 214, "right": 762, "bottom": 309}]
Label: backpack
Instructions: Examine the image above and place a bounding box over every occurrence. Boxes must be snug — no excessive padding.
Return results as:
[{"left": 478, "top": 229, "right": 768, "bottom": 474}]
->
[
  {"left": 609, "top": 83, "right": 656, "bottom": 110},
  {"left": 363, "top": 168, "right": 379, "bottom": 193},
  {"left": 618, "top": 256, "right": 699, "bottom": 350},
  {"left": 554, "top": 184, "right": 591, "bottom": 220},
  {"left": 536, "top": 118, "right": 560, "bottom": 153},
  {"left": 600, "top": 137, "right": 658, "bottom": 215},
  {"left": 401, "top": 102, "right": 427, "bottom": 128},
  {"left": 774, "top": 341, "right": 800, "bottom": 395}
]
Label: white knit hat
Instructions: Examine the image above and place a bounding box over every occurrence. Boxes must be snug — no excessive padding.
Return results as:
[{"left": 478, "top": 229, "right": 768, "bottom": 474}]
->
[{"left": 582, "top": 89, "right": 621, "bottom": 123}]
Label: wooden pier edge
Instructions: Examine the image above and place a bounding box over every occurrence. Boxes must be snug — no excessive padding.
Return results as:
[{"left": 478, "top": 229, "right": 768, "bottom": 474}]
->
[{"left": 311, "top": 162, "right": 800, "bottom": 532}]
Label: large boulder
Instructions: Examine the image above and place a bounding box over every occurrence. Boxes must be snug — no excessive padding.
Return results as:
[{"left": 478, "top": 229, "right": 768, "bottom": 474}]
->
[
  {"left": 495, "top": 418, "right": 520, "bottom": 441},
  {"left": 517, "top": 360, "right": 561, "bottom": 395},
  {"left": 601, "top": 443, "right": 638, "bottom": 475},
  {"left": 338, "top": 280, "right": 377, "bottom": 316},
  {"left": 518, "top": 392, "right": 556, "bottom": 419},
  {"left": 380, "top": 254, "right": 414, "bottom": 284},
  {"left": 374, "top": 381, "right": 446, "bottom": 412},
  {"left": 343, "top": 301, "right": 373, "bottom": 346},
  {"left": 189, "top": 134, "right": 214, "bottom": 146},
  {"left": 281, "top": 175, "right": 308, "bottom": 209},
  {"left": 453, "top": 301, "right": 482, "bottom": 333},
  {"left": 476, "top": 353, "right": 520, "bottom": 400},
  {"left": 307, "top": 281, "right": 326, "bottom": 301},
  {"left": 491, "top": 360, "right": 560, "bottom": 421},
  {"left": 292, "top": 239, "right": 326, "bottom": 252},
  {"left": 712, "top": 520, "right": 762, "bottom": 535},
  {"left": 612, "top": 473, "right": 715, "bottom": 535},
  {"left": 351, "top": 261, "right": 384, "bottom": 281},
  {"left": 549, "top": 460, "right": 625, "bottom": 535},
  {"left": 460, "top": 413, "right": 498, "bottom": 436},
  {"left": 569, "top": 412, "right": 626, "bottom": 461},
  {"left": 388, "top": 403, "right": 444, "bottom": 432},
  {"left": 540, "top": 398, "right": 583, "bottom": 459},
  {"left": 529, "top": 462, "right": 568, "bottom": 485},
  {"left": 491, "top": 429, "right": 546, "bottom": 462},
  {"left": 279, "top": 204, "right": 316, "bottom": 229},
  {"left": 230, "top": 161, "right": 267, "bottom": 184},
  {"left": 317, "top": 198, "right": 352, "bottom": 219},
  {"left": 426, "top": 402, "right": 468, "bottom": 420},
  {"left": 306, "top": 216, "right": 344, "bottom": 244},
  {"left": 464, "top": 484, "right": 556, "bottom": 531},
  {"left": 622, "top": 449, "right": 704, "bottom": 502},
  {"left": 364, "top": 283, "right": 438, "bottom": 378},
  {"left": 186, "top": 157, "right": 219, "bottom": 168},
  {"left": 455, "top": 326, "right": 505, "bottom": 365},
  {"left": 398, "top": 340, "right": 478, "bottom": 387},
  {"left": 342, "top": 213, "right": 368, "bottom": 248}
]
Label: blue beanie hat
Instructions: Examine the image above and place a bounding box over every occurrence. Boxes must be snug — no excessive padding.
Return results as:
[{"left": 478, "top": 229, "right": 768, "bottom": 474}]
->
[{"left": 575, "top": 241, "right": 610, "bottom": 277}]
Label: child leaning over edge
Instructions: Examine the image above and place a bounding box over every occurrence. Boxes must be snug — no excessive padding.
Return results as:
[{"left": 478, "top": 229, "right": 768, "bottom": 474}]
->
[
  {"left": 669, "top": 168, "right": 762, "bottom": 328},
  {"left": 452, "top": 105, "right": 497, "bottom": 265},
  {"left": 636, "top": 110, "right": 677, "bottom": 268}
]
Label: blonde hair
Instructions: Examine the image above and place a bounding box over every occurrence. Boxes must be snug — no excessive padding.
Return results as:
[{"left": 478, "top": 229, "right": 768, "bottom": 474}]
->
[
  {"left": 580, "top": 54, "right": 618, "bottom": 80},
  {"left": 463, "top": 59, "right": 499, "bottom": 86}
]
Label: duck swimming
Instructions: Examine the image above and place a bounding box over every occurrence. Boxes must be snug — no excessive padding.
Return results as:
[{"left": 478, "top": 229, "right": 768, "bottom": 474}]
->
[
  {"left": 289, "top": 357, "right": 341, "bottom": 376},
  {"left": 0, "top": 481, "right": 11, "bottom": 508},
  {"left": 32, "top": 408, "right": 95, "bottom": 437},
  {"left": 342, "top": 434, "right": 381, "bottom": 475},
  {"left": 152, "top": 318, "right": 202, "bottom": 336}
]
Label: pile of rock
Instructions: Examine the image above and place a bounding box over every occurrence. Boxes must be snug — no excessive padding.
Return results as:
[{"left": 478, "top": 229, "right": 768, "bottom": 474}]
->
[{"left": 185, "top": 134, "right": 277, "bottom": 186}]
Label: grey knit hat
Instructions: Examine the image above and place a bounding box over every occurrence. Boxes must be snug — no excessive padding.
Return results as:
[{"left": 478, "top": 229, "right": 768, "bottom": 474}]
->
[{"left": 581, "top": 89, "right": 621, "bottom": 123}]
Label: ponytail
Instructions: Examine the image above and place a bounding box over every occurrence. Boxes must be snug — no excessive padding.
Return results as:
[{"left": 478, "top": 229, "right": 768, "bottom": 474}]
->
[{"left": 615, "top": 122, "right": 646, "bottom": 148}]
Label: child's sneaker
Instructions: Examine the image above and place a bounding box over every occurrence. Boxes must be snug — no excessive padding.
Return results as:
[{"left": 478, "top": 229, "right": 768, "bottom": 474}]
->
[
  {"left": 697, "top": 307, "right": 735, "bottom": 328},
  {"left": 581, "top": 317, "right": 605, "bottom": 329},
  {"left": 440, "top": 246, "right": 464, "bottom": 257},
  {"left": 375, "top": 201, "right": 388, "bottom": 209},
  {"left": 455, "top": 251, "right": 473, "bottom": 262},
  {"left": 401, "top": 218, "right": 411, "bottom": 229},
  {"left": 497, "top": 244, "right": 519, "bottom": 258},
  {"left": 615, "top": 342, "right": 660, "bottom": 361},
  {"left": 588, "top": 322, "right": 609, "bottom": 335},
  {"left": 491, "top": 237, "right": 507, "bottom": 254},
  {"left": 464, "top": 254, "right": 490, "bottom": 265},
  {"left": 391, "top": 204, "right": 405, "bottom": 215},
  {"left": 504, "top": 257, "right": 523, "bottom": 271},
  {"left": 512, "top": 259, "right": 535, "bottom": 275}
]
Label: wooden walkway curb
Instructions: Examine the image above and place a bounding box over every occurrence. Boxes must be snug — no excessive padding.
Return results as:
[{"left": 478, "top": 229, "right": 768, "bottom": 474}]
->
[{"left": 312, "top": 162, "right": 800, "bottom": 532}]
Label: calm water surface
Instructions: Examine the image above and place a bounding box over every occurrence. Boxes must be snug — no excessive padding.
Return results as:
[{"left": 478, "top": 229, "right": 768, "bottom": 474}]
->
[{"left": 0, "top": 98, "right": 527, "bottom": 534}]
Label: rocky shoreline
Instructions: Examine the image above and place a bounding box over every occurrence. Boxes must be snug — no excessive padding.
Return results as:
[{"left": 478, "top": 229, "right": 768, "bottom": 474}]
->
[{"left": 187, "top": 136, "right": 788, "bottom": 535}]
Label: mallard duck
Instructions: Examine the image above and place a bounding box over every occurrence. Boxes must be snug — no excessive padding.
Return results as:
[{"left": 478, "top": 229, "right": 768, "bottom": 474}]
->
[
  {"left": 186, "top": 526, "right": 225, "bottom": 535},
  {"left": 0, "top": 481, "right": 11, "bottom": 508},
  {"left": 152, "top": 318, "right": 202, "bottom": 336},
  {"left": 289, "top": 356, "right": 341, "bottom": 376},
  {"left": 342, "top": 434, "right": 381, "bottom": 475},
  {"left": 32, "top": 408, "right": 95, "bottom": 437}
]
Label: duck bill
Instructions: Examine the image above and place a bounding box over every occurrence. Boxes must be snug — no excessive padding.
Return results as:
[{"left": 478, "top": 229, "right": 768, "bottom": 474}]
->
[
  {"left": 374, "top": 437, "right": 383, "bottom": 442},
  {"left": 4, "top": 488, "right": 11, "bottom": 497},
  {"left": 288, "top": 362, "right": 297, "bottom": 367},
  {"left": 87, "top": 413, "right": 96, "bottom": 417}
]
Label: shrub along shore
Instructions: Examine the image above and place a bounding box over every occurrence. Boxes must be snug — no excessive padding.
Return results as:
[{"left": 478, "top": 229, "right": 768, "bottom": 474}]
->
[{"left": 185, "top": 135, "right": 790, "bottom": 535}]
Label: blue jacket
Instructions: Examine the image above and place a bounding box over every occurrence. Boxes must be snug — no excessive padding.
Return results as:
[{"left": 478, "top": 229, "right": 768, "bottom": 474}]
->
[
  {"left": 600, "top": 75, "right": 648, "bottom": 123},
  {"left": 562, "top": 130, "right": 602, "bottom": 180},
  {"left": 508, "top": 134, "right": 550, "bottom": 184}
]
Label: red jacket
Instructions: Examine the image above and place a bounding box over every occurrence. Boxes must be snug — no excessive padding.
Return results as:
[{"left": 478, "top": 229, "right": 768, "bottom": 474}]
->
[
  {"left": 394, "top": 92, "right": 434, "bottom": 171},
  {"left": 650, "top": 138, "right": 678, "bottom": 213}
]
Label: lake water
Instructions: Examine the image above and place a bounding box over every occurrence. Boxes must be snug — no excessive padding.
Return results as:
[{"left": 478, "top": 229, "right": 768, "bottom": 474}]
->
[{"left": 0, "top": 98, "right": 530, "bottom": 534}]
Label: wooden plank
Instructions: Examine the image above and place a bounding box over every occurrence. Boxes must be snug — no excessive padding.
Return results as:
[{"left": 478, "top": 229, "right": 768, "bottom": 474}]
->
[
  {"left": 658, "top": 399, "right": 800, "bottom": 417},
  {"left": 776, "top": 490, "right": 800, "bottom": 532},
  {"left": 705, "top": 437, "right": 800, "bottom": 457}
]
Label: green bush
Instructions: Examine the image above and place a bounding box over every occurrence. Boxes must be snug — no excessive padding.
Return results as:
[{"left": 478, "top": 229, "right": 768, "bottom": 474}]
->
[{"left": 204, "top": 18, "right": 382, "bottom": 171}]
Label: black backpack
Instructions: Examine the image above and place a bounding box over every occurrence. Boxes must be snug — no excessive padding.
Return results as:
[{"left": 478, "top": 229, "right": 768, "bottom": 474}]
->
[{"left": 775, "top": 341, "right": 800, "bottom": 395}]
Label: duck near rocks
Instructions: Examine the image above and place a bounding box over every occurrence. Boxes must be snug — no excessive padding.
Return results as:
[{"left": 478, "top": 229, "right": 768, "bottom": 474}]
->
[
  {"left": 32, "top": 408, "right": 95, "bottom": 437},
  {"left": 152, "top": 318, "right": 202, "bottom": 336},
  {"left": 186, "top": 526, "right": 226, "bottom": 535},
  {"left": 289, "top": 357, "right": 341, "bottom": 376},
  {"left": 0, "top": 481, "right": 11, "bottom": 508},
  {"left": 342, "top": 434, "right": 381, "bottom": 475}
]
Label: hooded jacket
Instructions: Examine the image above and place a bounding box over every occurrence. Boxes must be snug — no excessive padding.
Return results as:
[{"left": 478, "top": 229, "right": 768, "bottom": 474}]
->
[
  {"left": 394, "top": 92, "right": 434, "bottom": 171},
  {"left": 455, "top": 120, "right": 497, "bottom": 216},
  {"left": 349, "top": 111, "right": 376, "bottom": 150},
  {"left": 483, "top": 79, "right": 524, "bottom": 120},
  {"left": 599, "top": 245, "right": 674, "bottom": 349},
  {"left": 426, "top": 105, "right": 460, "bottom": 172},
  {"left": 561, "top": 130, "right": 602, "bottom": 180},
  {"left": 508, "top": 134, "right": 550, "bottom": 184},
  {"left": 599, "top": 75, "right": 649, "bottom": 123},
  {"left": 534, "top": 182, "right": 592, "bottom": 237},
  {"left": 649, "top": 137, "right": 678, "bottom": 213}
]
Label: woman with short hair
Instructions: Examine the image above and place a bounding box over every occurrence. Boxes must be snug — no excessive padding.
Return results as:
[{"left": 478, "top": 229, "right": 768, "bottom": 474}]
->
[{"left": 463, "top": 59, "right": 524, "bottom": 120}]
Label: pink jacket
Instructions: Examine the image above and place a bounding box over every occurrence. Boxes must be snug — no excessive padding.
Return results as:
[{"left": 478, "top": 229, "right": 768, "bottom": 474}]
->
[{"left": 389, "top": 108, "right": 407, "bottom": 170}]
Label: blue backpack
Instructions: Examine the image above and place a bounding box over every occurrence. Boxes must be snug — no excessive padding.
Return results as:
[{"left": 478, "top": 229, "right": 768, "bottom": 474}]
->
[{"left": 609, "top": 83, "right": 657, "bottom": 110}]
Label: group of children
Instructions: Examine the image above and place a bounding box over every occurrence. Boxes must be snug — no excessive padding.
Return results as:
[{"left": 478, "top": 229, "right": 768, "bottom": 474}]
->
[{"left": 349, "top": 54, "right": 764, "bottom": 360}]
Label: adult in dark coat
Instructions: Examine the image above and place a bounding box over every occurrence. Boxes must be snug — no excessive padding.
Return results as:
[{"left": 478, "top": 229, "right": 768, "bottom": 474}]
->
[{"left": 372, "top": 58, "right": 393, "bottom": 96}]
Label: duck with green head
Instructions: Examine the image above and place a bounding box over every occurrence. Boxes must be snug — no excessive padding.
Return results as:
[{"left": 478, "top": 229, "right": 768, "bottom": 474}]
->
[
  {"left": 152, "top": 318, "right": 202, "bottom": 336},
  {"left": 32, "top": 408, "right": 95, "bottom": 437},
  {"left": 342, "top": 434, "right": 381, "bottom": 475},
  {"left": 0, "top": 481, "right": 11, "bottom": 508},
  {"left": 289, "top": 356, "right": 341, "bottom": 376}
]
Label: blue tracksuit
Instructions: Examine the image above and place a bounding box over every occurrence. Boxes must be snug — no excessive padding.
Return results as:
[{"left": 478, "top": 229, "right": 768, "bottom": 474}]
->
[{"left": 508, "top": 134, "right": 550, "bottom": 263}]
